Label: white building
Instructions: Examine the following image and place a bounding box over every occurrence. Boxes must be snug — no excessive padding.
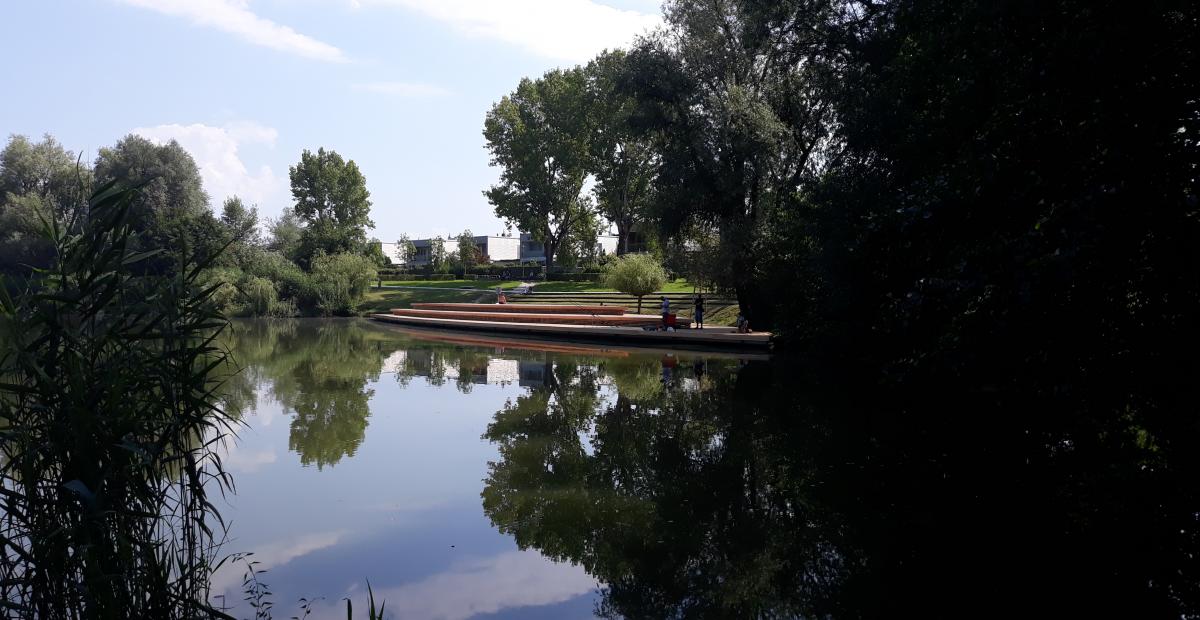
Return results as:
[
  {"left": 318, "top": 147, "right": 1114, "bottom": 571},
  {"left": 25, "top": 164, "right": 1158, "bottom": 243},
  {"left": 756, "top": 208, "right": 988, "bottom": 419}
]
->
[
  {"left": 381, "top": 231, "right": 618, "bottom": 266},
  {"left": 380, "top": 234, "right": 520, "bottom": 266}
]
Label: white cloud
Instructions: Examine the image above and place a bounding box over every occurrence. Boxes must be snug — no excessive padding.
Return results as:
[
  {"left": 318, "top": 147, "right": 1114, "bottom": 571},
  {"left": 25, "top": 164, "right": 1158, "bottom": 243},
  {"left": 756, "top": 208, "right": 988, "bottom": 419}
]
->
[
  {"left": 115, "top": 0, "right": 348, "bottom": 62},
  {"left": 222, "top": 443, "right": 277, "bottom": 474},
  {"left": 210, "top": 530, "right": 346, "bottom": 596},
  {"left": 354, "top": 81, "right": 452, "bottom": 97},
  {"left": 363, "top": 0, "right": 661, "bottom": 62},
  {"left": 307, "top": 550, "right": 596, "bottom": 619},
  {"left": 132, "top": 121, "right": 286, "bottom": 210}
]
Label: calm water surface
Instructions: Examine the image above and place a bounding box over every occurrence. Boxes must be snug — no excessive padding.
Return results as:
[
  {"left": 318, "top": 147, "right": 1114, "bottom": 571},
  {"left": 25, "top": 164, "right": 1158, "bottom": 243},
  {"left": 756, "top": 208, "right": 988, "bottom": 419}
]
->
[
  {"left": 212, "top": 318, "right": 1200, "bottom": 619},
  {"left": 212, "top": 318, "right": 753, "bottom": 619}
]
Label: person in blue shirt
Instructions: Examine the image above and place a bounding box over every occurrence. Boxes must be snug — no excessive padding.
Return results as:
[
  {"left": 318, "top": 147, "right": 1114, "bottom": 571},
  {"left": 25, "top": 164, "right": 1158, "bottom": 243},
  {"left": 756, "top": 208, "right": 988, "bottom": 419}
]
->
[{"left": 660, "top": 296, "right": 670, "bottom": 330}]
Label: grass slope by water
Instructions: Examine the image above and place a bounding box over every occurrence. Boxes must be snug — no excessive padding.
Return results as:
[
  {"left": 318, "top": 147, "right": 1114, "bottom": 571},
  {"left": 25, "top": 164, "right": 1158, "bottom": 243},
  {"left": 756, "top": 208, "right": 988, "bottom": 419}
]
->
[
  {"left": 380, "top": 279, "right": 526, "bottom": 289},
  {"left": 361, "top": 281, "right": 741, "bottom": 327},
  {"left": 379, "top": 278, "right": 698, "bottom": 293},
  {"left": 359, "top": 287, "right": 490, "bottom": 314}
]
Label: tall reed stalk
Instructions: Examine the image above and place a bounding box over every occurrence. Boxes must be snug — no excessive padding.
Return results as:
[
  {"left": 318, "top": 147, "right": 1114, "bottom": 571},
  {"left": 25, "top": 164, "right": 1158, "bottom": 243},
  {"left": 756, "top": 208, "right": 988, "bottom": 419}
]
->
[{"left": 0, "top": 182, "right": 235, "bottom": 618}]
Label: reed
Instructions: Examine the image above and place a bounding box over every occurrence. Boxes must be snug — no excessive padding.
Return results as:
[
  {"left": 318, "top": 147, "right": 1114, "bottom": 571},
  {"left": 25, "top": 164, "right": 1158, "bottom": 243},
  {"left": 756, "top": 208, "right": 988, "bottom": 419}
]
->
[{"left": 0, "top": 182, "right": 235, "bottom": 618}]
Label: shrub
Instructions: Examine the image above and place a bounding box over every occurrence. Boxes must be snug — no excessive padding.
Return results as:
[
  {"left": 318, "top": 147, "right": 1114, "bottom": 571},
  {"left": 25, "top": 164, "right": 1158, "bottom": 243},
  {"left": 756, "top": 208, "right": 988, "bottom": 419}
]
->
[
  {"left": 310, "top": 252, "right": 377, "bottom": 315},
  {"left": 603, "top": 253, "right": 667, "bottom": 313},
  {"left": 244, "top": 250, "right": 313, "bottom": 307},
  {"left": 202, "top": 266, "right": 243, "bottom": 316},
  {"left": 240, "top": 275, "right": 278, "bottom": 317}
]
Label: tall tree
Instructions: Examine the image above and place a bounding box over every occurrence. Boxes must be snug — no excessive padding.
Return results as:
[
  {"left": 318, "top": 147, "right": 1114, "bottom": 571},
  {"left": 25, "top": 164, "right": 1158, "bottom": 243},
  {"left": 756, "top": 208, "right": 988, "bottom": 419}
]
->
[
  {"left": 0, "top": 133, "right": 87, "bottom": 219},
  {"left": 803, "top": 0, "right": 1200, "bottom": 379},
  {"left": 94, "top": 134, "right": 220, "bottom": 270},
  {"left": 267, "top": 210, "right": 304, "bottom": 260},
  {"left": 219, "top": 196, "right": 260, "bottom": 246},
  {"left": 429, "top": 236, "right": 448, "bottom": 272},
  {"left": 586, "top": 50, "right": 657, "bottom": 255},
  {"left": 557, "top": 198, "right": 603, "bottom": 268},
  {"left": 456, "top": 229, "right": 479, "bottom": 268},
  {"left": 288, "top": 147, "right": 373, "bottom": 267},
  {"left": 394, "top": 234, "right": 417, "bottom": 266},
  {"left": 625, "top": 0, "right": 836, "bottom": 326},
  {"left": 0, "top": 134, "right": 89, "bottom": 273},
  {"left": 484, "top": 68, "right": 595, "bottom": 272}
]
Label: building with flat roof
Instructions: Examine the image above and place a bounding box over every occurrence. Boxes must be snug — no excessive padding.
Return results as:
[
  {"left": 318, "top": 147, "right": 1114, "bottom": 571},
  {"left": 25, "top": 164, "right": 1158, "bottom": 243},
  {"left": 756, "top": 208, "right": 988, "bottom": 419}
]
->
[
  {"left": 380, "top": 234, "right": 520, "bottom": 267},
  {"left": 380, "top": 231, "right": 619, "bottom": 266}
]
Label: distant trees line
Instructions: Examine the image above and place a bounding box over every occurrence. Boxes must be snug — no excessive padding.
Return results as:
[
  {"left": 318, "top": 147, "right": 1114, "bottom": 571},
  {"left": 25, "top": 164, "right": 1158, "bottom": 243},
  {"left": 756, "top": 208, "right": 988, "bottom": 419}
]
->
[{"left": 0, "top": 136, "right": 383, "bottom": 316}]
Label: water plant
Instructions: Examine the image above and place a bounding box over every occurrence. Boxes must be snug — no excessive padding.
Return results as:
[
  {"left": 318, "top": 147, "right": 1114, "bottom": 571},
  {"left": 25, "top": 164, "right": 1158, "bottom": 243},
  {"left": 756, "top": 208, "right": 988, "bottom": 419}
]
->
[{"left": 0, "top": 181, "right": 235, "bottom": 617}]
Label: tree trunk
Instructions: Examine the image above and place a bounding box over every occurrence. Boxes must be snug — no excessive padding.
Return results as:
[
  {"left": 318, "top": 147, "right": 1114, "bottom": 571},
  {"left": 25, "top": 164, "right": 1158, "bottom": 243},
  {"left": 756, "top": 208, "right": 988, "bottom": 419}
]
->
[
  {"left": 616, "top": 220, "right": 630, "bottom": 255},
  {"left": 636, "top": 295, "right": 642, "bottom": 314},
  {"left": 543, "top": 243, "right": 556, "bottom": 272},
  {"left": 542, "top": 226, "right": 557, "bottom": 273}
]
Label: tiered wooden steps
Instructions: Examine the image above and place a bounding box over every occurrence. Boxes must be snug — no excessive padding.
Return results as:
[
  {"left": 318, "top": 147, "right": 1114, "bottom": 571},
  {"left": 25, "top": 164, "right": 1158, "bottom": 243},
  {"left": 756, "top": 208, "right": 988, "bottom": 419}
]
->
[
  {"left": 412, "top": 302, "right": 624, "bottom": 315},
  {"left": 507, "top": 291, "right": 737, "bottom": 317},
  {"left": 378, "top": 324, "right": 772, "bottom": 360},
  {"left": 390, "top": 307, "right": 688, "bottom": 328},
  {"left": 370, "top": 300, "right": 770, "bottom": 350},
  {"left": 371, "top": 313, "right": 771, "bottom": 350}
]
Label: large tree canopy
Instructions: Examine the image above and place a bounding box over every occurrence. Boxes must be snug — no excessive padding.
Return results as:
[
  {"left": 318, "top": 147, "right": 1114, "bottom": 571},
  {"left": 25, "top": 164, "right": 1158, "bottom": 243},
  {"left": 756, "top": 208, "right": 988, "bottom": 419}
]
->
[
  {"left": 794, "top": 0, "right": 1200, "bottom": 382},
  {"left": 94, "top": 134, "right": 221, "bottom": 271},
  {"left": 0, "top": 134, "right": 88, "bottom": 273},
  {"left": 288, "top": 147, "right": 374, "bottom": 267},
  {"left": 585, "top": 50, "right": 657, "bottom": 255},
  {"left": 625, "top": 0, "right": 837, "bottom": 325},
  {"left": 0, "top": 134, "right": 85, "bottom": 216},
  {"left": 483, "top": 68, "right": 595, "bottom": 271}
]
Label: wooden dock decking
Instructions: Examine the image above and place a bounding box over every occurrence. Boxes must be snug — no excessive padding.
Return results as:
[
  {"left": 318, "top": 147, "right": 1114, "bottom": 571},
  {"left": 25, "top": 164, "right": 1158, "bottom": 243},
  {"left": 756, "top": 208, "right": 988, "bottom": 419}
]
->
[
  {"left": 370, "top": 313, "right": 771, "bottom": 350},
  {"left": 389, "top": 308, "right": 689, "bottom": 328},
  {"left": 377, "top": 324, "right": 773, "bottom": 360}
]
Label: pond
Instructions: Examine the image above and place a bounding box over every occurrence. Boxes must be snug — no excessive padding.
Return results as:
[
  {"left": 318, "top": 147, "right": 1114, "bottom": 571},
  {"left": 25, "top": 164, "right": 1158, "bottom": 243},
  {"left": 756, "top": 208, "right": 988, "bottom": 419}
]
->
[{"left": 212, "top": 318, "right": 1199, "bottom": 619}]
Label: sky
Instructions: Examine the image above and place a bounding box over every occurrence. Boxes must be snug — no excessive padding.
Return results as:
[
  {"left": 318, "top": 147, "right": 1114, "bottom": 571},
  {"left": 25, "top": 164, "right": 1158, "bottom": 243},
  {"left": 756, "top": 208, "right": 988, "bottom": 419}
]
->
[{"left": 0, "top": 0, "right": 664, "bottom": 241}]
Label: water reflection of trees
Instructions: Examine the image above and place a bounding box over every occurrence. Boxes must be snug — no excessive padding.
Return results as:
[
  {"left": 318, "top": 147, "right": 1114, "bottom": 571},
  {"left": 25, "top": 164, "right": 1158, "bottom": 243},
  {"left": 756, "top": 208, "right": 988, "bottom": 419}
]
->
[
  {"left": 222, "top": 320, "right": 398, "bottom": 469},
  {"left": 220, "top": 321, "right": 614, "bottom": 469},
  {"left": 482, "top": 356, "right": 1200, "bottom": 617}
]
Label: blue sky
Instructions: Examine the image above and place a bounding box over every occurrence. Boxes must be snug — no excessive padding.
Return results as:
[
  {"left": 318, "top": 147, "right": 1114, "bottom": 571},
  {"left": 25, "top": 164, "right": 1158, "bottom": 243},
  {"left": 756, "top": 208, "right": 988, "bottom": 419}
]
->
[{"left": 0, "top": 0, "right": 662, "bottom": 240}]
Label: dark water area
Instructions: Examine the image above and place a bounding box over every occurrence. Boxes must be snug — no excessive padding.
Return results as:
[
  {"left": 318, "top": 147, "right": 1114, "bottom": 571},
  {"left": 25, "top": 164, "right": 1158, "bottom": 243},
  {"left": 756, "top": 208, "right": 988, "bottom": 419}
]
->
[{"left": 213, "top": 318, "right": 1200, "bottom": 619}]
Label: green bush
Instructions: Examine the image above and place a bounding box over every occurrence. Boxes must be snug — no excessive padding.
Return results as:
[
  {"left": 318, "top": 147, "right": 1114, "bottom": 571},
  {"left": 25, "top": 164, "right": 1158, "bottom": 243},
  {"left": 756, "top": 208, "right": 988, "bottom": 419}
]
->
[
  {"left": 244, "top": 250, "right": 313, "bottom": 307},
  {"left": 310, "top": 252, "right": 377, "bottom": 315},
  {"left": 240, "top": 275, "right": 278, "bottom": 317},
  {"left": 603, "top": 253, "right": 667, "bottom": 313},
  {"left": 201, "top": 266, "right": 243, "bottom": 316}
]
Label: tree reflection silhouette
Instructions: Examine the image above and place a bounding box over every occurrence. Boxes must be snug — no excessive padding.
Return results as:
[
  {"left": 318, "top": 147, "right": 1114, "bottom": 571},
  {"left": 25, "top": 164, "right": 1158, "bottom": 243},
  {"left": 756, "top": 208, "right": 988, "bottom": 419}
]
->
[
  {"left": 222, "top": 320, "right": 396, "bottom": 469},
  {"left": 482, "top": 355, "right": 1200, "bottom": 617}
]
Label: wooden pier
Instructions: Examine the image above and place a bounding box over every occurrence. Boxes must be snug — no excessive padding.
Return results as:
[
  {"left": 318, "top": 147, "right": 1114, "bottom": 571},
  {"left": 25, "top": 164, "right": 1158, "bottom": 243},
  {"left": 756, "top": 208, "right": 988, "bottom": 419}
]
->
[
  {"left": 390, "top": 307, "right": 690, "bottom": 328},
  {"left": 375, "top": 324, "right": 773, "bottom": 360},
  {"left": 370, "top": 312, "right": 770, "bottom": 350}
]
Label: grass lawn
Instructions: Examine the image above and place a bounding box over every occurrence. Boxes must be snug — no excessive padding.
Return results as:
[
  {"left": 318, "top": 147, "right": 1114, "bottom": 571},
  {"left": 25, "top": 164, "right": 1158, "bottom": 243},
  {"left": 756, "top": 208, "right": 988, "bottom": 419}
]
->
[
  {"left": 358, "top": 287, "right": 490, "bottom": 314},
  {"left": 359, "top": 278, "right": 740, "bottom": 325},
  {"left": 378, "top": 278, "right": 699, "bottom": 293},
  {"left": 379, "top": 279, "right": 525, "bottom": 289},
  {"left": 511, "top": 278, "right": 699, "bottom": 293},
  {"left": 704, "top": 304, "right": 740, "bottom": 327}
]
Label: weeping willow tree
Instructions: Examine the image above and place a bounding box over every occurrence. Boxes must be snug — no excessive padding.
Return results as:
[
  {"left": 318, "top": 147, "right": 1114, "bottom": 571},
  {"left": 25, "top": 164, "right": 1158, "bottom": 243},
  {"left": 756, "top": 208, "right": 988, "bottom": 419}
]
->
[{"left": 0, "top": 182, "right": 236, "bottom": 618}]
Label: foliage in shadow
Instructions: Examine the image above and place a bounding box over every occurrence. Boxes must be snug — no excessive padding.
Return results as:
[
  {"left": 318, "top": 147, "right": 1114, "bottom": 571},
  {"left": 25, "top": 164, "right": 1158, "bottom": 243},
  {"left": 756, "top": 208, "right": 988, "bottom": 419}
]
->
[{"left": 482, "top": 350, "right": 1200, "bottom": 617}]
